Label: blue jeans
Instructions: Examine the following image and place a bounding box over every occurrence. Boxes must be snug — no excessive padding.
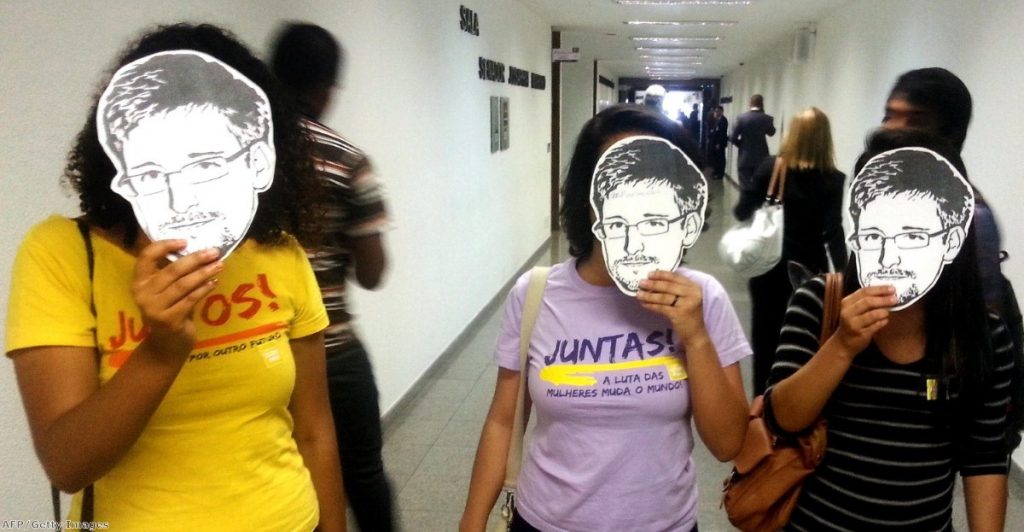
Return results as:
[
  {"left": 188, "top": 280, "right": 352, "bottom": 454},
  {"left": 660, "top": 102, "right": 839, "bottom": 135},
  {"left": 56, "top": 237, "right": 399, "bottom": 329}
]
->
[{"left": 326, "top": 341, "right": 394, "bottom": 531}]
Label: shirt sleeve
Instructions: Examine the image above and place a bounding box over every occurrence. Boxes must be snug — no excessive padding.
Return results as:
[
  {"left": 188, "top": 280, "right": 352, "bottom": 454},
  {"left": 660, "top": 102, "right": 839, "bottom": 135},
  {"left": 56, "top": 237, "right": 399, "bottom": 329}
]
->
[
  {"left": 287, "top": 239, "right": 330, "bottom": 340},
  {"left": 696, "top": 272, "right": 751, "bottom": 367},
  {"left": 6, "top": 218, "right": 96, "bottom": 354},
  {"left": 972, "top": 203, "right": 1003, "bottom": 309},
  {"left": 958, "top": 314, "right": 1014, "bottom": 477},
  {"left": 342, "top": 158, "right": 390, "bottom": 238},
  {"left": 493, "top": 271, "right": 530, "bottom": 371},
  {"left": 763, "top": 276, "right": 827, "bottom": 433},
  {"left": 729, "top": 117, "right": 742, "bottom": 145}
]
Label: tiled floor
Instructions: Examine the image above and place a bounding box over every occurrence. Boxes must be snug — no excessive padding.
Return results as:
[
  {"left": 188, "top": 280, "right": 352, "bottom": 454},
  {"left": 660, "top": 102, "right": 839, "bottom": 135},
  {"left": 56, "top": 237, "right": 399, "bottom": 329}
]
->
[{"left": 376, "top": 177, "right": 1024, "bottom": 531}]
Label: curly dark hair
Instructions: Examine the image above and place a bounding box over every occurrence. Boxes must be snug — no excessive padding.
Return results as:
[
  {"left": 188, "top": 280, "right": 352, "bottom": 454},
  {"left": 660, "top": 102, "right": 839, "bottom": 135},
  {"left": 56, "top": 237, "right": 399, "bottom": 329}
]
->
[
  {"left": 63, "top": 23, "right": 321, "bottom": 248},
  {"left": 560, "top": 104, "right": 702, "bottom": 261}
]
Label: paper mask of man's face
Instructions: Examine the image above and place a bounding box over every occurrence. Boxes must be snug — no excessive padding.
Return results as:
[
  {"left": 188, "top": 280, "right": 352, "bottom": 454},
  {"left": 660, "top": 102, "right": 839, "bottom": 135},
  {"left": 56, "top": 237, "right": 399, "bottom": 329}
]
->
[
  {"left": 848, "top": 147, "right": 974, "bottom": 311},
  {"left": 590, "top": 135, "right": 707, "bottom": 296},
  {"left": 98, "top": 50, "right": 275, "bottom": 259}
]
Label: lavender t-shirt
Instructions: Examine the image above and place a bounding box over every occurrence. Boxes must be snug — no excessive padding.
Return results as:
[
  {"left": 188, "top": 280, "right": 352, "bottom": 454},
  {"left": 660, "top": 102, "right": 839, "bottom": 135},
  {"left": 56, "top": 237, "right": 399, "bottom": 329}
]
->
[{"left": 495, "top": 259, "right": 750, "bottom": 532}]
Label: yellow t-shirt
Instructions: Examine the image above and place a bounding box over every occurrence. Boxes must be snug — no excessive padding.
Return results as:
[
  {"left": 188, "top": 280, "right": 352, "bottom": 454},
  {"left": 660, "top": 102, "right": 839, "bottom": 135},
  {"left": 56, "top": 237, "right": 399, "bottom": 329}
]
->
[{"left": 6, "top": 216, "right": 328, "bottom": 531}]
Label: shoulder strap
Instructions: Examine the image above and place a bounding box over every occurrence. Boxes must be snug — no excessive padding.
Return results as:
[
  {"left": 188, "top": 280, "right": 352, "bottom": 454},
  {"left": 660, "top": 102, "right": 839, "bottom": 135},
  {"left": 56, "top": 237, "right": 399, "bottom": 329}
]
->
[
  {"left": 504, "top": 266, "right": 550, "bottom": 490},
  {"left": 75, "top": 218, "right": 95, "bottom": 315},
  {"left": 766, "top": 157, "right": 787, "bottom": 202},
  {"left": 54, "top": 219, "right": 96, "bottom": 526},
  {"left": 820, "top": 273, "right": 843, "bottom": 344}
]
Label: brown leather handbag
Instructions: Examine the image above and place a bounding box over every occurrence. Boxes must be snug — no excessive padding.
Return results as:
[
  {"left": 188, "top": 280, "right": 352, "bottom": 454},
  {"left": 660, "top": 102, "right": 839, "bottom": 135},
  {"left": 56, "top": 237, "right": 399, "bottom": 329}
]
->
[{"left": 721, "top": 273, "right": 842, "bottom": 532}]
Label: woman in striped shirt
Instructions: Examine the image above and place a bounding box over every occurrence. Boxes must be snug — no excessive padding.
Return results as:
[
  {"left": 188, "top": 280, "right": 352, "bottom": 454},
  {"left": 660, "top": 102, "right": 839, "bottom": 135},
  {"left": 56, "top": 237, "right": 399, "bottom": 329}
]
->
[{"left": 765, "top": 129, "right": 1012, "bottom": 531}]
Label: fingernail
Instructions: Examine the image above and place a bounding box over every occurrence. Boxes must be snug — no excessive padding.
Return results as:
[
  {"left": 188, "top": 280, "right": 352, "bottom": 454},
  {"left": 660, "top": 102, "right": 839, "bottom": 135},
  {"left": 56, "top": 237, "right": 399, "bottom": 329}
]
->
[{"left": 638, "top": 280, "right": 650, "bottom": 288}]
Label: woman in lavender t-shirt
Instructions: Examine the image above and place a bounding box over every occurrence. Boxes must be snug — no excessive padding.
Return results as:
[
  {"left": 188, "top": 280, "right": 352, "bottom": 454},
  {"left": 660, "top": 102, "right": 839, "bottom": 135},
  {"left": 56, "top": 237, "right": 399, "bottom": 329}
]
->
[{"left": 461, "top": 105, "right": 752, "bottom": 532}]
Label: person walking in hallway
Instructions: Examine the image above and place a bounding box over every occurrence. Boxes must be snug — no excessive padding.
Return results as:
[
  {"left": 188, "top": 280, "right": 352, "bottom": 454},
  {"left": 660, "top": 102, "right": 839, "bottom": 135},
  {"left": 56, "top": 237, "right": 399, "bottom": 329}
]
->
[
  {"left": 733, "top": 107, "right": 846, "bottom": 395},
  {"left": 879, "top": 67, "right": 1005, "bottom": 313},
  {"left": 271, "top": 23, "right": 394, "bottom": 531},
  {"left": 730, "top": 94, "right": 776, "bottom": 188},
  {"left": 6, "top": 23, "right": 347, "bottom": 530},
  {"left": 765, "top": 130, "right": 1011, "bottom": 531},
  {"left": 461, "top": 105, "right": 751, "bottom": 532},
  {"left": 687, "top": 102, "right": 700, "bottom": 142},
  {"left": 707, "top": 105, "right": 729, "bottom": 180}
]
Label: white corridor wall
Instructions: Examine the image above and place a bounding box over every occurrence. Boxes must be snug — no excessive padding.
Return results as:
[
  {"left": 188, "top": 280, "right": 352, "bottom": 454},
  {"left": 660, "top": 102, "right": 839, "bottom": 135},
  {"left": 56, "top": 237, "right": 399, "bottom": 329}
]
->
[{"left": 0, "top": 0, "right": 551, "bottom": 520}]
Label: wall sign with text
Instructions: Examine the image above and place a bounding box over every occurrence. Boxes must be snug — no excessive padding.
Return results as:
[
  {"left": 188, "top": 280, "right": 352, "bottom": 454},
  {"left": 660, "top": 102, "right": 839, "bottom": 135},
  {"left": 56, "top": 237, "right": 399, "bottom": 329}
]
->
[
  {"left": 478, "top": 57, "right": 546, "bottom": 91},
  {"left": 460, "top": 5, "right": 479, "bottom": 36}
]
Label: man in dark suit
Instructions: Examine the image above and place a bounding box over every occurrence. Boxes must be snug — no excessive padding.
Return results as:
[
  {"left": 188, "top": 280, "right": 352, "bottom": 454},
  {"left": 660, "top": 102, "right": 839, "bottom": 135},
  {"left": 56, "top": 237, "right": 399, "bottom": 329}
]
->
[
  {"left": 707, "top": 105, "right": 729, "bottom": 180},
  {"left": 729, "top": 94, "right": 776, "bottom": 188},
  {"left": 687, "top": 103, "right": 700, "bottom": 141}
]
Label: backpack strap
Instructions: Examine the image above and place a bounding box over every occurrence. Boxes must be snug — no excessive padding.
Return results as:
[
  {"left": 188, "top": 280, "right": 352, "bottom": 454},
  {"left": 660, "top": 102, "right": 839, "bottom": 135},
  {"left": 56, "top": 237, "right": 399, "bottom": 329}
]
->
[
  {"left": 75, "top": 218, "right": 95, "bottom": 315},
  {"left": 53, "top": 219, "right": 97, "bottom": 527}
]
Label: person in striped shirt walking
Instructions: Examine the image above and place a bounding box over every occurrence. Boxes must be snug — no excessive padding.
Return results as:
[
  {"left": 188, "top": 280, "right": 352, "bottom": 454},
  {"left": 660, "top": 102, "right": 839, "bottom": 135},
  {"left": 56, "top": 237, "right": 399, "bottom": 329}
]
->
[
  {"left": 765, "top": 129, "right": 1012, "bottom": 531},
  {"left": 271, "top": 23, "right": 394, "bottom": 531}
]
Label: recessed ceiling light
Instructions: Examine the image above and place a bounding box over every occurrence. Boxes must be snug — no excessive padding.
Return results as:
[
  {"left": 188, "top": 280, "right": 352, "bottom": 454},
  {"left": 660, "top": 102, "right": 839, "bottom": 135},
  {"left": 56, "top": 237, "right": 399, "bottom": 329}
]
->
[
  {"left": 616, "top": 0, "right": 753, "bottom": 5},
  {"left": 631, "top": 36, "right": 723, "bottom": 42},
  {"left": 636, "top": 46, "right": 717, "bottom": 51},
  {"left": 625, "top": 21, "right": 738, "bottom": 26},
  {"left": 645, "top": 61, "right": 704, "bottom": 66}
]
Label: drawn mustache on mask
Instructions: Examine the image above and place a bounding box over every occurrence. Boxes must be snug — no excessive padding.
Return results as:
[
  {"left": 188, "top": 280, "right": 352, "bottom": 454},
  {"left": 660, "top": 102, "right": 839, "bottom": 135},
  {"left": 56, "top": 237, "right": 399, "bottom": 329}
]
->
[
  {"left": 158, "top": 211, "right": 223, "bottom": 232},
  {"left": 614, "top": 254, "right": 658, "bottom": 268},
  {"left": 867, "top": 268, "right": 917, "bottom": 282}
]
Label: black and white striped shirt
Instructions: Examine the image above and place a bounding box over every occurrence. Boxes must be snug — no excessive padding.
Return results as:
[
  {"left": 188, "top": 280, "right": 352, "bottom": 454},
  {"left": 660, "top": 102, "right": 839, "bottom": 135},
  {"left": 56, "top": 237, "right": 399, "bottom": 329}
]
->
[
  {"left": 302, "top": 117, "right": 389, "bottom": 354},
  {"left": 766, "top": 276, "right": 1013, "bottom": 531}
]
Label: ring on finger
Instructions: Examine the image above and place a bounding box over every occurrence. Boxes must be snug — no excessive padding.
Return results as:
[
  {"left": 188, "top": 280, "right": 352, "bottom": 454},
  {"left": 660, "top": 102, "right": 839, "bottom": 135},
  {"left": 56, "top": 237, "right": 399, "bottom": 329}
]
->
[{"left": 671, "top": 295, "right": 680, "bottom": 307}]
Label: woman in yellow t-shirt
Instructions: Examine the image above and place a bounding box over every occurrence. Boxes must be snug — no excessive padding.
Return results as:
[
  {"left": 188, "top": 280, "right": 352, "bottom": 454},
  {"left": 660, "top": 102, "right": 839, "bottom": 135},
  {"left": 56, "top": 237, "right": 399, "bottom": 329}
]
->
[{"left": 6, "top": 24, "right": 345, "bottom": 531}]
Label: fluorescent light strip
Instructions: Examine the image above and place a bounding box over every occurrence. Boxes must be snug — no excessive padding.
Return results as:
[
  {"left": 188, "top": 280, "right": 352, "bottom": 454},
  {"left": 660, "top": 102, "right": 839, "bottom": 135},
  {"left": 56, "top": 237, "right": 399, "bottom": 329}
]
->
[
  {"left": 636, "top": 46, "right": 717, "bottom": 51},
  {"left": 643, "top": 58, "right": 704, "bottom": 63},
  {"left": 616, "top": 1, "right": 753, "bottom": 6},
  {"left": 645, "top": 62, "right": 703, "bottom": 66},
  {"left": 614, "top": 0, "right": 753, "bottom": 5},
  {"left": 638, "top": 54, "right": 704, "bottom": 60},
  {"left": 631, "top": 36, "right": 723, "bottom": 42},
  {"left": 625, "top": 21, "right": 738, "bottom": 26}
]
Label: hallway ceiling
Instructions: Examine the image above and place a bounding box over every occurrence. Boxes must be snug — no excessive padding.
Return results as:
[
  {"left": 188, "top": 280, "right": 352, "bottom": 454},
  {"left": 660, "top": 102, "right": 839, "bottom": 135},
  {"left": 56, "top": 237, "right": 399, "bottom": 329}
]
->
[{"left": 517, "top": 0, "right": 850, "bottom": 80}]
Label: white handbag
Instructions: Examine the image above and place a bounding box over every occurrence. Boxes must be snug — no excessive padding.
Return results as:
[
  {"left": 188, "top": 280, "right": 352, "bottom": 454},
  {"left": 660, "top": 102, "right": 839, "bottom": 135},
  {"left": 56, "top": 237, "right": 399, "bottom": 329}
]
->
[{"left": 719, "top": 157, "right": 787, "bottom": 277}]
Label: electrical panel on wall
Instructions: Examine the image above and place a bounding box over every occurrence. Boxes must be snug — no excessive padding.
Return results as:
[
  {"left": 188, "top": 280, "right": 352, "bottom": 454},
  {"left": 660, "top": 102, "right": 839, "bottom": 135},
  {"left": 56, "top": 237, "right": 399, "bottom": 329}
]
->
[
  {"left": 490, "top": 96, "right": 500, "bottom": 153},
  {"left": 499, "top": 97, "right": 509, "bottom": 151}
]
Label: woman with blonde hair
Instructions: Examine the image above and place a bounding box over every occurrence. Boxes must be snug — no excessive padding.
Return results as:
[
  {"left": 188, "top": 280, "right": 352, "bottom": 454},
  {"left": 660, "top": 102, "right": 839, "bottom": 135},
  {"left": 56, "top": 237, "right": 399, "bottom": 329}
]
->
[{"left": 733, "top": 106, "right": 846, "bottom": 395}]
